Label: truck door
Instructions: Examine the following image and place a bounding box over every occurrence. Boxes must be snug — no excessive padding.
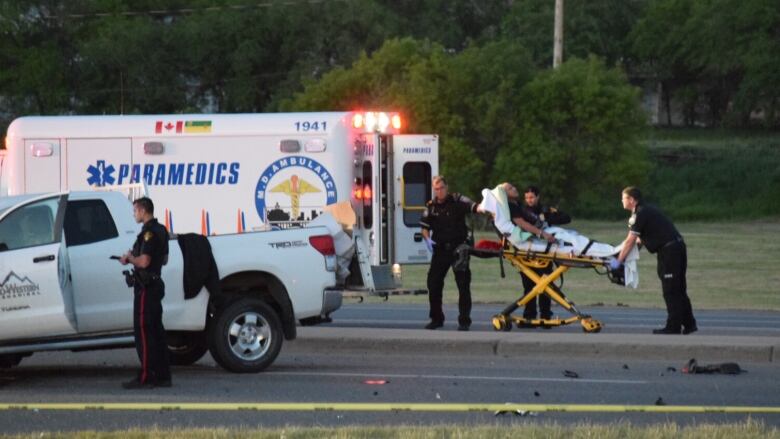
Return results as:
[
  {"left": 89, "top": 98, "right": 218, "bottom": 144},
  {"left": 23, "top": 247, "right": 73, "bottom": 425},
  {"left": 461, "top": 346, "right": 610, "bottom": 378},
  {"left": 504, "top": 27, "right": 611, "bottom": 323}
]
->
[
  {"left": 24, "top": 139, "right": 61, "bottom": 193},
  {"left": 0, "top": 195, "right": 77, "bottom": 339},
  {"left": 64, "top": 198, "right": 134, "bottom": 332},
  {"left": 391, "top": 135, "right": 439, "bottom": 264},
  {"left": 66, "top": 138, "right": 132, "bottom": 190}
]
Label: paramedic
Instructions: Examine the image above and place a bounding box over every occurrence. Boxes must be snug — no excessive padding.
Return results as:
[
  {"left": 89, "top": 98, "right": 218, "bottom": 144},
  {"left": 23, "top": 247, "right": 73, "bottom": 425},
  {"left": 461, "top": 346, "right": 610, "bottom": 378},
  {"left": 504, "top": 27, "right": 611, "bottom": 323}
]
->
[
  {"left": 420, "top": 176, "right": 481, "bottom": 331},
  {"left": 119, "top": 197, "right": 172, "bottom": 388},
  {"left": 613, "top": 187, "right": 697, "bottom": 335},
  {"left": 518, "top": 185, "right": 570, "bottom": 323}
]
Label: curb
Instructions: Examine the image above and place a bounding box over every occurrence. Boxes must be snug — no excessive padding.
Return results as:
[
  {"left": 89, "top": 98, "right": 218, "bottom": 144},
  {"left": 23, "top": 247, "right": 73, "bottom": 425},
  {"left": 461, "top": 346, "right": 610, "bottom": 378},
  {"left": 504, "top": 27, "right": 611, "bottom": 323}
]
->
[{"left": 288, "top": 327, "right": 780, "bottom": 364}]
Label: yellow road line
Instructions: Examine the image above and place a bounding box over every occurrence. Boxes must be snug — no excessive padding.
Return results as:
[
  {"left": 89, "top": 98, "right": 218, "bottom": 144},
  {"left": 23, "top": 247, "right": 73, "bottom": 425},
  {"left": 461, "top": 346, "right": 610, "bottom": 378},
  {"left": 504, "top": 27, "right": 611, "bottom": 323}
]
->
[{"left": 0, "top": 403, "right": 779, "bottom": 413}]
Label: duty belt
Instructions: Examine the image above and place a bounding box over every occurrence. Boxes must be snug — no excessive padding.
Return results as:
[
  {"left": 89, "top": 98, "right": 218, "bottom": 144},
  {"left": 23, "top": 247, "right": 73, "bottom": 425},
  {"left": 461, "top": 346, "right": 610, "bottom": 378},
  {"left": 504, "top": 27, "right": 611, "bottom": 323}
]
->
[{"left": 661, "top": 236, "right": 684, "bottom": 249}]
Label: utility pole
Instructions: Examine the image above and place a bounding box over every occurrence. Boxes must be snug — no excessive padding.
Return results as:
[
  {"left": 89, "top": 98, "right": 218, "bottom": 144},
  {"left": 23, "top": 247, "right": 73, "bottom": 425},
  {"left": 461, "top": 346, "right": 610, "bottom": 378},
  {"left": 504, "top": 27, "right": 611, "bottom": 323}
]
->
[{"left": 553, "top": 0, "right": 563, "bottom": 68}]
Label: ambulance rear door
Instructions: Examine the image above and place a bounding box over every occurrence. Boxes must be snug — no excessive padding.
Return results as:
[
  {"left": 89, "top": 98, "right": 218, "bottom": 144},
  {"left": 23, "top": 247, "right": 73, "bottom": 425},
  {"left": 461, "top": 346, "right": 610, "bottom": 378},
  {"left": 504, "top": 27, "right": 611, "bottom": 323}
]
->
[{"left": 391, "top": 134, "right": 438, "bottom": 264}]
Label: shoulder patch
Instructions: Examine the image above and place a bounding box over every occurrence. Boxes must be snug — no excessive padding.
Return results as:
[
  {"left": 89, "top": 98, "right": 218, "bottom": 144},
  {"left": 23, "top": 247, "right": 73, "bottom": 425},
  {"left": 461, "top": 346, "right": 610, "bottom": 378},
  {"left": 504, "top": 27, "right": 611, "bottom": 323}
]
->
[{"left": 144, "top": 231, "right": 154, "bottom": 242}]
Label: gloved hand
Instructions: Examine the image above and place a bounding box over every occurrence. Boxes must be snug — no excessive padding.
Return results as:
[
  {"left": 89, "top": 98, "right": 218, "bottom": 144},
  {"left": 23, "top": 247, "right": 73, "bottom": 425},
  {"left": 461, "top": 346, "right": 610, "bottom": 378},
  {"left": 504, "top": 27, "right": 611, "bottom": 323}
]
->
[
  {"left": 424, "top": 237, "right": 435, "bottom": 253},
  {"left": 609, "top": 259, "right": 622, "bottom": 270}
]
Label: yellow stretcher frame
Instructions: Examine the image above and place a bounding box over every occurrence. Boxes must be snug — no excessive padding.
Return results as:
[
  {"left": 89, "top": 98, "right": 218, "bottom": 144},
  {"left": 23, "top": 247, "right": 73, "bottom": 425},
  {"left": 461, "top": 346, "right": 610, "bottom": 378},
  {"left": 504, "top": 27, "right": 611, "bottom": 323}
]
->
[{"left": 487, "top": 238, "right": 608, "bottom": 333}]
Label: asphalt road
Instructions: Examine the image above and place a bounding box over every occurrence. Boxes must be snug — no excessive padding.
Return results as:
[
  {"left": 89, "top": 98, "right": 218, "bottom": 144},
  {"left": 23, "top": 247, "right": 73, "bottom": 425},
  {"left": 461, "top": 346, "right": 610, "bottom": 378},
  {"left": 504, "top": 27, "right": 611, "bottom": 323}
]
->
[
  {"left": 328, "top": 303, "right": 780, "bottom": 336},
  {"left": 1, "top": 346, "right": 779, "bottom": 433}
]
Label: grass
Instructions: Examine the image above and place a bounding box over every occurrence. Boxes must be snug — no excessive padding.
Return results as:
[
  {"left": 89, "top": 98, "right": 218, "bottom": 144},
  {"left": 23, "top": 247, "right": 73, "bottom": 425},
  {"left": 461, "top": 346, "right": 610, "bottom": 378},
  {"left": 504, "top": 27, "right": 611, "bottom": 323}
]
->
[
  {"left": 642, "top": 128, "right": 780, "bottom": 221},
  {"left": 3, "top": 421, "right": 777, "bottom": 438},
  {"left": 391, "top": 219, "right": 780, "bottom": 311}
]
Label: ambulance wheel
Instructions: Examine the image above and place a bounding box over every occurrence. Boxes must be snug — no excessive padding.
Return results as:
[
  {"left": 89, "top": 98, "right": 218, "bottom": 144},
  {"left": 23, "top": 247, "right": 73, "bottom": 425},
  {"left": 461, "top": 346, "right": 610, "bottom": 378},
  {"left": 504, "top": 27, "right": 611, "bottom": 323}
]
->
[
  {"left": 492, "top": 315, "right": 511, "bottom": 331},
  {"left": 209, "top": 298, "right": 283, "bottom": 373},
  {"left": 167, "top": 331, "right": 209, "bottom": 366},
  {"left": 581, "top": 318, "right": 603, "bottom": 333}
]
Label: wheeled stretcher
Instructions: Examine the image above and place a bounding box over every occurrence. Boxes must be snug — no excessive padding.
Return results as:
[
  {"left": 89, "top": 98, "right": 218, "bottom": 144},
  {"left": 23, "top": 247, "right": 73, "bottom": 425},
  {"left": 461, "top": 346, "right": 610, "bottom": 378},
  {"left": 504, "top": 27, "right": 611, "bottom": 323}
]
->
[
  {"left": 472, "top": 185, "right": 639, "bottom": 332},
  {"left": 469, "top": 238, "right": 625, "bottom": 332}
]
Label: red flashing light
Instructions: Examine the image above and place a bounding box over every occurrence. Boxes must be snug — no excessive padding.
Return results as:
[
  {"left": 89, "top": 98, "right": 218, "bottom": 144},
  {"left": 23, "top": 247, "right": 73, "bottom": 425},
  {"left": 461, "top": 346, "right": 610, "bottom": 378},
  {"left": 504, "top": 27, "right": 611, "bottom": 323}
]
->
[
  {"left": 352, "top": 114, "right": 364, "bottom": 129},
  {"left": 391, "top": 114, "right": 402, "bottom": 130},
  {"left": 362, "top": 184, "right": 372, "bottom": 200}
]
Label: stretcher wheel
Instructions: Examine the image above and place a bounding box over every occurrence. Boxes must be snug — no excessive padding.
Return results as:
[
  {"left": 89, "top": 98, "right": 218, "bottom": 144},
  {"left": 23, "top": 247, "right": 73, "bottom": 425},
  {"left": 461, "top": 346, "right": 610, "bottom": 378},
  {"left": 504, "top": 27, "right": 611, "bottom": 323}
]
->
[
  {"left": 580, "top": 317, "right": 602, "bottom": 333},
  {"left": 492, "top": 314, "right": 511, "bottom": 331}
]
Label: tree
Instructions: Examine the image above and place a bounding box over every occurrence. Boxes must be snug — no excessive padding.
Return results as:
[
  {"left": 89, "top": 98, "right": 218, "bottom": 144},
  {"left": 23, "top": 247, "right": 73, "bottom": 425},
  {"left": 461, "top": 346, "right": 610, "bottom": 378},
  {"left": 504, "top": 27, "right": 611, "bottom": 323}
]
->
[
  {"left": 500, "top": 0, "right": 646, "bottom": 68},
  {"left": 281, "top": 37, "right": 537, "bottom": 196},
  {"left": 493, "top": 57, "right": 649, "bottom": 215}
]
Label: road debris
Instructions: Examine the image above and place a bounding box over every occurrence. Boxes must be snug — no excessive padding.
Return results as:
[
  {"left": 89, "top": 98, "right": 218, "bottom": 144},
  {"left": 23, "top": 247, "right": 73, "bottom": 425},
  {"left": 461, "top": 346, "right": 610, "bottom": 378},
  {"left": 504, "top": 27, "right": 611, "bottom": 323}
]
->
[{"left": 682, "top": 358, "right": 744, "bottom": 374}]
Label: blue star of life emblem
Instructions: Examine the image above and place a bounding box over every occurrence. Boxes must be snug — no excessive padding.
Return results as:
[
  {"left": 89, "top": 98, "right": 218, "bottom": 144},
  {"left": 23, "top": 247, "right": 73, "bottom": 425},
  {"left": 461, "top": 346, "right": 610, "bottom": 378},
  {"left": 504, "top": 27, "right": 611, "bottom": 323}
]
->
[{"left": 86, "top": 160, "right": 116, "bottom": 186}]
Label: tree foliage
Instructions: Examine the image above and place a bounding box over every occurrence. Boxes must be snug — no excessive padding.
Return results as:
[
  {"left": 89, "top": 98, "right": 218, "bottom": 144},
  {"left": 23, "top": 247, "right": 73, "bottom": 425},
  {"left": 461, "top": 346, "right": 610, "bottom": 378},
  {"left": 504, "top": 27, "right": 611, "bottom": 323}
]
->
[{"left": 493, "top": 57, "right": 649, "bottom": 215}]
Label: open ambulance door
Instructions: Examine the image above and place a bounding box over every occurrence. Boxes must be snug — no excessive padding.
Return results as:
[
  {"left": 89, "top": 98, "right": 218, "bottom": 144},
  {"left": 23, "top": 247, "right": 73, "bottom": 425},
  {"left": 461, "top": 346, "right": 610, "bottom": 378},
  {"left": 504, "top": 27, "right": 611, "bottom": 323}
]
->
[{"left": 392, "top": 134, "right": 438, "bottom": 265}]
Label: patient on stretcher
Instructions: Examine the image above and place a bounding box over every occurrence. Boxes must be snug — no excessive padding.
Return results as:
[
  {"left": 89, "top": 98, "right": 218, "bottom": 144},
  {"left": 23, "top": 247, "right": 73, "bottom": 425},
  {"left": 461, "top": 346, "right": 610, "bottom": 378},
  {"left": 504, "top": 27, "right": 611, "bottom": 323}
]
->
[{"left": 478, "top": 185, "right": 640, "bottom": 288}]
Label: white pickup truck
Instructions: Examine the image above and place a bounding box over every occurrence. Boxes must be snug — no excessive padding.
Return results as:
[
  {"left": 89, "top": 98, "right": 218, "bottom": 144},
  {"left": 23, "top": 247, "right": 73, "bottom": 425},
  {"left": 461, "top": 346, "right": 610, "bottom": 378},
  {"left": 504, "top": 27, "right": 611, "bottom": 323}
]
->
[{"left": 0, "top": 191, "right": 342, "bottom": 372}]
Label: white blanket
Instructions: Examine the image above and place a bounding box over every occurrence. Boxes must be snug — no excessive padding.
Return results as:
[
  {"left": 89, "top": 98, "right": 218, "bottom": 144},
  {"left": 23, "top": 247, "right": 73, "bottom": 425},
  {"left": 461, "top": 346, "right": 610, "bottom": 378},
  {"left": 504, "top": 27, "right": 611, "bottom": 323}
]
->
[{"left": 478, "top": 186, "right": 639, "bottom": 288}]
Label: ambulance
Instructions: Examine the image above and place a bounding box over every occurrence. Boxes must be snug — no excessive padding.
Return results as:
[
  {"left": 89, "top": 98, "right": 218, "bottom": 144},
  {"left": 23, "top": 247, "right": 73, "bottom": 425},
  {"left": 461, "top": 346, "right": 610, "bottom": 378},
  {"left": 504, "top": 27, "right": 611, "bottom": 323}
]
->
[{"left": 1, "top": 111, "right": 438, "bottom": 296}]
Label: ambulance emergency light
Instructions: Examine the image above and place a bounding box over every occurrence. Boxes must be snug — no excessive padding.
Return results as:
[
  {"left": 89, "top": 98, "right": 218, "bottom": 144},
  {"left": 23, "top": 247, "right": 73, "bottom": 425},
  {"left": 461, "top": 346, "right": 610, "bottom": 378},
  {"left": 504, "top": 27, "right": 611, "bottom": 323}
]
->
[{"left": 351, "top": 112, "right": 402, "bottom": 133}]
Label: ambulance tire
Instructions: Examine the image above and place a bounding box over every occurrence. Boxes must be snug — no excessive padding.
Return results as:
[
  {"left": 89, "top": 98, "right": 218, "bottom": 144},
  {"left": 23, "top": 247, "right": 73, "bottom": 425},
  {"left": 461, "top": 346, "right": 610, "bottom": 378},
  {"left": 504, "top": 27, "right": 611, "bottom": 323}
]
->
[
  {"left": 167, "top": 331, "right": 209, "bottom": 366},
  {"left": 0, "top": 354, "right": 23, "bottom": 369},
  {"left": 208, "top": 298, "right": 283, "bottom": 373}
]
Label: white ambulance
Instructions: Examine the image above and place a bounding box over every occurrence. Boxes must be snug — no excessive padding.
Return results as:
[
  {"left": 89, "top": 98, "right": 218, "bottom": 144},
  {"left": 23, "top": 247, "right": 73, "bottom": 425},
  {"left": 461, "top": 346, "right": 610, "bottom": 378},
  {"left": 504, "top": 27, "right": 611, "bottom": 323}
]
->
[{"left": 1, "top": 111, "right": 438, "bottom": 296}]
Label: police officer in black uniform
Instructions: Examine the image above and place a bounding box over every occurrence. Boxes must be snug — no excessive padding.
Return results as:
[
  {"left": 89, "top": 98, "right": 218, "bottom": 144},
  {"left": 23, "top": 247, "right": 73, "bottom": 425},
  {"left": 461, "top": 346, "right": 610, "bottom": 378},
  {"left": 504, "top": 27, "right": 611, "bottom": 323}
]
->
[
  {"left": 420, "top": 176, "right": 481, "bottom": 331},
  {"left": 614, "top": 187, "right": 697, "bottom": 335},
  {"left": 119, "top": 197, "right": 172, "bottom": 388},
  {"left": 509, "top": 185, "right": 571, "bottom": 324}
]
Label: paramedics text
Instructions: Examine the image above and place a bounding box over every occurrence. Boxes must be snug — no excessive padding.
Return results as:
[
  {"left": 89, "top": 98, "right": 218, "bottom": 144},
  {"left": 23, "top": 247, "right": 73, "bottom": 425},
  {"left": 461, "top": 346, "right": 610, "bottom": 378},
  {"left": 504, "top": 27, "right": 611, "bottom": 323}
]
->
[{"left": 87, "top": 160, "right": 239, "bottom": 187}]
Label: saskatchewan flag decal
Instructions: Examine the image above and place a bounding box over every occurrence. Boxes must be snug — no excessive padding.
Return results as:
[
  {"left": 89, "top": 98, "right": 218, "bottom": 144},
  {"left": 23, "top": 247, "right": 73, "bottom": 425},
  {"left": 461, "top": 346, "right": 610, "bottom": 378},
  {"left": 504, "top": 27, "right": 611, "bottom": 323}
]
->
[{"left": 184, "top": 120, "right": 212, "bottom": 133}]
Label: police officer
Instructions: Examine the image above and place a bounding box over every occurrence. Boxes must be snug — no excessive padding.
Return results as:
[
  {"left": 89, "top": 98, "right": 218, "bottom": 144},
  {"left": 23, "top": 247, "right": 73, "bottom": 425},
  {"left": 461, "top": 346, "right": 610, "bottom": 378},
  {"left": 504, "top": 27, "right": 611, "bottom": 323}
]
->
[
  {"left": 119, "top": 197, "right": 172, "bottom": 388},
  {"left": 613, "top": 187, "right": 697, "bottom": 335},
  {"left": 509, "top": 185, "right": 571, "bottom": 325},
  {"left": 420, "top": 176, "right": 481, "bottom": 331}
]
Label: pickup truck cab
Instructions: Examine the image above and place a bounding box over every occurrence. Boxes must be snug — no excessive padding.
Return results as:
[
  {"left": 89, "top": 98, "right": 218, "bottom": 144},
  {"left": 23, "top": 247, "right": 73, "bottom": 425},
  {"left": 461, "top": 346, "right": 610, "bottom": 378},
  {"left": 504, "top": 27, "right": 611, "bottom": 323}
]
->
[{"left": 0, "top": 191, "right": 341, "bottom": 372}]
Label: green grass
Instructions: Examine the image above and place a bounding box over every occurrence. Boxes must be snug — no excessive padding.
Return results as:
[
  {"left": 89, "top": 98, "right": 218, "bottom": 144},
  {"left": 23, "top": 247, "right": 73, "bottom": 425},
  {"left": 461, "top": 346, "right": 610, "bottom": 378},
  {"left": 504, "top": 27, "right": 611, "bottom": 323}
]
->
[
  {"left": 642, "top": 128, "right": 780, "bottom": 221},
  {"left": 388, "top": 220, "right": 780, "bottom": 311},
  {"left": 4, "top": 421, "right": 777, "bottom": 438}
]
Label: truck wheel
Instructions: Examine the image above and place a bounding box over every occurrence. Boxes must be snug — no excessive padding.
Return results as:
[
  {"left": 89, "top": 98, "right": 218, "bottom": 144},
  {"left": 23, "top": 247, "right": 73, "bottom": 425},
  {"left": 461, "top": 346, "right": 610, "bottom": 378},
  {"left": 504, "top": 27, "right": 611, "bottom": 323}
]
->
[
  {"left": 167, "top": 331, "right": 209, "bottom": 366},
  {"left": 208, "top": 298, "right": 283, "bottom": 373},
  {"left": 0, "top": 354, "right": 23, "bottom": 369}
]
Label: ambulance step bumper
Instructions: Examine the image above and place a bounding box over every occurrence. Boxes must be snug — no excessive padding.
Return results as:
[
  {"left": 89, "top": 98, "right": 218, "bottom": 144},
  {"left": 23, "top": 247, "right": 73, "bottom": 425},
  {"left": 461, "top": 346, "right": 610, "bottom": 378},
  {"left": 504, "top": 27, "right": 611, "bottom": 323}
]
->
[{"left": 341, "top": 288, "right": 428, "bottom": 301}]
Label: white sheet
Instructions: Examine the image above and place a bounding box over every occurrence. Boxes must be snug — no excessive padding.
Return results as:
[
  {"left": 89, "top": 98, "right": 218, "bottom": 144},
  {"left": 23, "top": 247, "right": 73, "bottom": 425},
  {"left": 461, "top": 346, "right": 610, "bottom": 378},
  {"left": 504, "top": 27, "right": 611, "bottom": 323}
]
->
[{"left": 478, "top": 185, "right": 639, "bottom": 288}]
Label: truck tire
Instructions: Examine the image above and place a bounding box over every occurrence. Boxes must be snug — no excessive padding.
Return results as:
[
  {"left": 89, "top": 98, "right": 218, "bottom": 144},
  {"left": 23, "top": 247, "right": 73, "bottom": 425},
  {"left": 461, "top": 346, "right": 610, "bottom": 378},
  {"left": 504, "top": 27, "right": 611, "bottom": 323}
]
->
[
  {"left": 167, "top": 331, "right": 209, "bottom": 366},
  {"left": 208, "top": 298, "right": 283, "bottom": 373},
  {"left": 0, "top": 354, "right": 23, "bottom": 369}
]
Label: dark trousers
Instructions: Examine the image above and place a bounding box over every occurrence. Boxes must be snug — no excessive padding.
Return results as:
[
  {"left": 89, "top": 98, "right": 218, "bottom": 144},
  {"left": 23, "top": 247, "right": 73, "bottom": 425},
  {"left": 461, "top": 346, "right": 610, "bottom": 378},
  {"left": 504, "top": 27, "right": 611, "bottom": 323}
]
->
[
  {"left": 133, "top": 280, "right": 170, "bottom": 383},
  {"left": 520, "top": 264, "right": 553, "bottom": 319},
  {"left": 427, "top": 247, "right": 472, "bottom": 326},
  {"left": 657, "top": 242, "right": 696, "bottom": 330}
]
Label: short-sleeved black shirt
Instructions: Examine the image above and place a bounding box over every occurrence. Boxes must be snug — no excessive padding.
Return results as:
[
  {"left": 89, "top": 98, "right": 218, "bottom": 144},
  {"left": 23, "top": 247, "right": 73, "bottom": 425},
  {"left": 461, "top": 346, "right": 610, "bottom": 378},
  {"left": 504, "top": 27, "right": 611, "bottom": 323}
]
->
[
  {"left": 132, "top": 218, "right": 169, "bottom": 276},
  {"left": 420, "top": 193, "right": 477, "bottom": 245},
  {"left": 628, "top": 204, "right": 681, "bottom": 253}
]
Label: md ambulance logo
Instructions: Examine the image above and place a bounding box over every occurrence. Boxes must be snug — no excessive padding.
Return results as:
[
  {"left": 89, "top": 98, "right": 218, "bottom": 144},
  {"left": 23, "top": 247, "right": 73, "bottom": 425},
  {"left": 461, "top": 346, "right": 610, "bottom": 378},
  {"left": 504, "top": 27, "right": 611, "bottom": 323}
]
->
[{"left": 255, "top": 156, "right": 337, "bottom": 223}]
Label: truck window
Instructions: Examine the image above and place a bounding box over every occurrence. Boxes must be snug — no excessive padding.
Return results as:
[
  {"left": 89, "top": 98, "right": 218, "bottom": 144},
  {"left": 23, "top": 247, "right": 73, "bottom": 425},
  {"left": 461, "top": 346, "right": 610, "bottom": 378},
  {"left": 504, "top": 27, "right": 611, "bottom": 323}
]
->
[
  {"left": 0, "top": 199, "right": 59, "bottom": 251},
  {"left": 402, "top": 162, "right": 432, "bottom": 227},
  {"left": 64, "top": 200, "right": 119, "bottom": 247}
]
